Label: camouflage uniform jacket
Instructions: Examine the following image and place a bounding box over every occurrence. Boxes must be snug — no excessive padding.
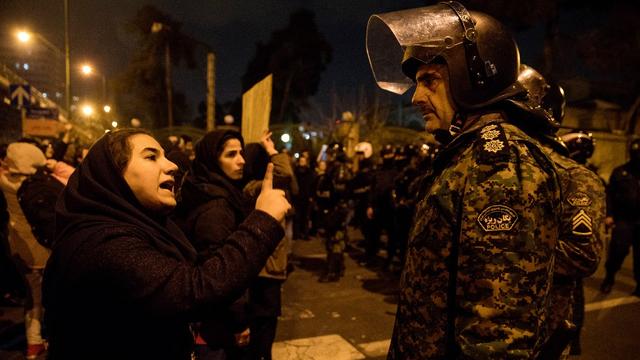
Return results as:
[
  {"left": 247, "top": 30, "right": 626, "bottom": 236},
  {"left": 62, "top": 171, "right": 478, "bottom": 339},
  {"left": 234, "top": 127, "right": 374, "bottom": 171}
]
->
[
  {"left": 543, "top": 147, "right": 605, "bottom": 333},
  {"left": 388, "top": 114, "right": 562, "bottom": 359}
]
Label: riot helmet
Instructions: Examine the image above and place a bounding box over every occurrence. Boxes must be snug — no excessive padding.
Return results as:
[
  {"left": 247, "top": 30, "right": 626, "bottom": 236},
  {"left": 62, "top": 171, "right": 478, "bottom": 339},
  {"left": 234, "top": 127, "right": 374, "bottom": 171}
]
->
[
  {"left": 560, "top": 132, "right": 595, "bottom": 164},
  {"left": 367, "top": 1, "right": 524, "bottom": 110},
  {"left": 543, "top": 83, "right": 566, "bottom": 124},
  {"left": 507, "top": 64, "right": 559, "bottom": 135}
]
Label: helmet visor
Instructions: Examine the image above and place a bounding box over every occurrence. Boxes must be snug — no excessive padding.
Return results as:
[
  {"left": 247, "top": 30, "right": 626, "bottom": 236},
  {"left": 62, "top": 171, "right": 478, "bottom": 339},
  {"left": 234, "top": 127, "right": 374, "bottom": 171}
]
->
[{"left": 366, "top": 4, "right": 463, "bottom": 95}]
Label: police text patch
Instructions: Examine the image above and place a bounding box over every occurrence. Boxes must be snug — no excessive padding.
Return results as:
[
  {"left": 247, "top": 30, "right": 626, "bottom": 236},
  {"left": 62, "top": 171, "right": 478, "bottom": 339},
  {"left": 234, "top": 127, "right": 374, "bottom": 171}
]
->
[
  {"left": 572, "top": 210, "right": 593, "bottom": 236},
  {"left": 567, "top": 192, "right": 592, "bottom": 207},
  {"left": 477, "top": 205, "right": 519, "bottom": 232}
]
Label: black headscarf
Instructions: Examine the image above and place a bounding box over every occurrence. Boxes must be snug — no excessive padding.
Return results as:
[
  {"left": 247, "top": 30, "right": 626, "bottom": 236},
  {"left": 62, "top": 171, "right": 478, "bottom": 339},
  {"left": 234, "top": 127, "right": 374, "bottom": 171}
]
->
[
  {"left": 242, "top": 143, "right": 270, "bottom": 182},
  {"left": 177, "top": 130, "right": 249, "bottom": 218},
  {"left": 54, "top": 132, "right": 197, "bottom": 261}
]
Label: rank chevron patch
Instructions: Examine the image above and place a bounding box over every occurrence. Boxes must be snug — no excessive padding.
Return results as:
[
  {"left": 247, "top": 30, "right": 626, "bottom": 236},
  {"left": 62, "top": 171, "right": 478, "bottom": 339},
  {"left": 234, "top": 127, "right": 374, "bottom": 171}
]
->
[{"left": 572, "top": 209, "right": 593, "bottom": 236}]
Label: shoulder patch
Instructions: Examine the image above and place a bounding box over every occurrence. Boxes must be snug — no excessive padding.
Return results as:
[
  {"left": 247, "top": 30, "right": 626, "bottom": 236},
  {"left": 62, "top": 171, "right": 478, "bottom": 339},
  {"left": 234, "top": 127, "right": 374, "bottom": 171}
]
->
[
  {"left": 567, "top": 192, "right": 592, "bottom": 207},
  {"left": 476, "top": 123, "right": 510, "bottom": 164},
  {"left": 477, "top": 205, "right": 519, "bottom": 232},
  {"left": 572, "top": 210, "right": 593, "bottom": 236}
]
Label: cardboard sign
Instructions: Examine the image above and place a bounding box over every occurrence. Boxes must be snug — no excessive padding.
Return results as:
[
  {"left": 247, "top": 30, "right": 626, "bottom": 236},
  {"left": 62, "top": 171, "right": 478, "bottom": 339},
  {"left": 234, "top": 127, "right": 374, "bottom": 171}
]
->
[{"left": 242, "top": 74, "right": 272, "bottom": 144}]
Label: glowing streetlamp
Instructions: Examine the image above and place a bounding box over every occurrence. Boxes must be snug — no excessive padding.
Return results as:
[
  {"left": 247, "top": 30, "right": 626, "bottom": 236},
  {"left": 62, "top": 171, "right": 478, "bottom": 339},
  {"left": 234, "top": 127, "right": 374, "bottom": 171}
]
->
[
  {"left": 14, "top": 27, "right": 71, "bottom": 116},
  {"left": 81, "top": 64, "right": 93, "bottom": 75},
  {"left": 111, "top": 121, "right": 118, "bottom": 128},
  {"left": 16, "top": 30, "right": 32, "bottom": 43},
  {"left": 103, "top": 105, "right": 111, "bottom": 113},
  {"left": 81, "top": 104, "right": 94, "bottom": 117},
  {"left": 79, "top": 63, "right": 107, "bottom": 103}
]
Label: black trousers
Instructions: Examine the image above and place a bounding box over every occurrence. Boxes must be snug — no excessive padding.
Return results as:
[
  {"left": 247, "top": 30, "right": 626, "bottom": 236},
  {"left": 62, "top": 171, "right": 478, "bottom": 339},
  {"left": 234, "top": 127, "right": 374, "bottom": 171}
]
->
[{"left": 605, "top": 221, "right": 640, "bottom": 283}]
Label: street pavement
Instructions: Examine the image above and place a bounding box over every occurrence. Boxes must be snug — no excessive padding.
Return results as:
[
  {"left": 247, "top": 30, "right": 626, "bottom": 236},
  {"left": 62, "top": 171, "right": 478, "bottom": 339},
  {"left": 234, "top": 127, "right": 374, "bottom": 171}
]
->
[
  {"left": 273, "top": 229, "right": 640, "bottom": 360},
  {"left": 1, "top": 228, "right": 639, "bottom": 359}
]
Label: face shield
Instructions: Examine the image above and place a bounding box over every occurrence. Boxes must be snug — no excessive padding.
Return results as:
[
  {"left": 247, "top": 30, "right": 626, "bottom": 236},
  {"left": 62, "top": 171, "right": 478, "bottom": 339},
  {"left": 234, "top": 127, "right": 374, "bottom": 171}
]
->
[
  {"left": 366, "top": 4, "right": 464, "bottom": 95},
  {"left": 367, "top": 2, "right": 523, "bottom": 111}
]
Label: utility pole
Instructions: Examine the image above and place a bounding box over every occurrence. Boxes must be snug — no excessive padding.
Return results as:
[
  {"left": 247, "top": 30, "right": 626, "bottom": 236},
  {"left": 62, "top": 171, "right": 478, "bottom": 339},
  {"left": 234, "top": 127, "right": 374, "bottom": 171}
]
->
[
  {"left": 206, "top": 52, "right": 215, "bottom": 131},
  {"left": 64, "top": 0, "right": 71, "bottom": 118},
  {"left": 164, "top": 41, "right": 173, "bottom": 128}
]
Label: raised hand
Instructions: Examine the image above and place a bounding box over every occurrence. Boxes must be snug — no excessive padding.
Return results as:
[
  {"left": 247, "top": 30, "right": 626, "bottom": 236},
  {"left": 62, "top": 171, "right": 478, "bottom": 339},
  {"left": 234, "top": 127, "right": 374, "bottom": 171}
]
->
[{"left": 255, "top": 163, "right": 291, "bottom": 221}]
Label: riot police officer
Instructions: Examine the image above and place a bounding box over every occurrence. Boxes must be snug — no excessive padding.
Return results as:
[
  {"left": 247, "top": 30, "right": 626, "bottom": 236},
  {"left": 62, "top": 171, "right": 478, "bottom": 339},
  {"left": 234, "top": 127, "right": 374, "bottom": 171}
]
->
[
  {"left": 366, "top": 2, "right": 563, "bottom": 358},
  {"left": 516, "top": 65, "right": 606, "bottom": 357},
  {"left": 316, "top": 143, "right": 352, "bottom": 282},
  {"left": 366, "top": 145, "right": 399, "bottom": 268},
  {"left": 600, "top": 139, "right": 640, "bottom": 296}
]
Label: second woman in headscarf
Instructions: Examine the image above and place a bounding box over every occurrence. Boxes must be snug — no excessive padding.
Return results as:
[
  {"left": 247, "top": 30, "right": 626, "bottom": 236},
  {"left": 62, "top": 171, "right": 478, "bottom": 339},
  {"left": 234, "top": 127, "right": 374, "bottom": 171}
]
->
[{"left": 174, "top": 130, "right": 252, "bottom": 359}]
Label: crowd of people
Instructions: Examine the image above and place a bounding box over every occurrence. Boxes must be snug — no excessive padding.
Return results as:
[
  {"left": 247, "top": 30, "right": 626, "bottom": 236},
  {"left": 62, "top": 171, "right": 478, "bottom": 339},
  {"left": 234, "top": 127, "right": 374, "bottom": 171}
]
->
[{"left": 0, "top": 2, "right": 638, "bottom": 360}]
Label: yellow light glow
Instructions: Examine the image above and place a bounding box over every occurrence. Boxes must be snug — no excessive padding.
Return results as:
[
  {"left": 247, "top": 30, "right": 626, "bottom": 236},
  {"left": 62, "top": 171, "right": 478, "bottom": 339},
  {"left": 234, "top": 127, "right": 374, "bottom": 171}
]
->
[
  {"left": 81, "top": 64, "right": 93, "bottom": 75},
  {"left": 103, "top": 105, "right": 111, "bottom": 113},
  {"left": 81, "top": 104, "right": 94, "bottom": 117},
  {"left": 16, "top": 31, "right": 32, "bottom": 43}
]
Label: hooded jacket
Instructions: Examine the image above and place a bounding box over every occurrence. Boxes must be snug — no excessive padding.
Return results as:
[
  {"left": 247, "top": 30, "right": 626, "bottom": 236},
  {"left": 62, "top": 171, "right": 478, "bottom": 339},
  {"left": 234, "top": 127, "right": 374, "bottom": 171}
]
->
[{"left": 43, "top": 132, "right": 283, "bottom": 360}]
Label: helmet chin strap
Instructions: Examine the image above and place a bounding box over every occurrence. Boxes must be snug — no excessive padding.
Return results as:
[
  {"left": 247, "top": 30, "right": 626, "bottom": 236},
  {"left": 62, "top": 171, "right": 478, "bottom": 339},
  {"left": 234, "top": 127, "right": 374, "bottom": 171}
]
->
[
  {"left": 448, "top": 112, "right": 466, "bottom": 136},
  {"left": 434, "top": 112, "right": 465, "bottom": 145}
]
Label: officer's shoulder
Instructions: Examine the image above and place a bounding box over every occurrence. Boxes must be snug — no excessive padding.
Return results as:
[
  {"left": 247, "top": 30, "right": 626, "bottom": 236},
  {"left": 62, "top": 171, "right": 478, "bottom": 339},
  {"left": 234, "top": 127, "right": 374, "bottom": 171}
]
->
[
  {"left": 546, "top": 149, "right": 577, "bottom": 171},
  {"left": 471, "top": 122, "right": 509, "bottom": 163}
]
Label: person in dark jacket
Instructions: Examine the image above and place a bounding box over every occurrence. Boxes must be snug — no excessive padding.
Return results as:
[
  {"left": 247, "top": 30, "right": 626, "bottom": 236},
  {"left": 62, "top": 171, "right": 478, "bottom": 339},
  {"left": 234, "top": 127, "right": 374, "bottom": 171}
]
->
[
  {"left": 173, "top": 129, "right": 252, "bottom": 359},
  {"left": 43, "top": 128, "right": 290, "bottom": 360},
  {"left": 18, "top": 166, "right": 66, "bottom": 249},
  {"left": 600, "top": 139, "right": 640, "bottom": 296},
  {"left": 293, "top": 156, "right": 315, "bottom": 240},
  {"left": 242, "top": 131, "right": 294, "bottom": 360}
]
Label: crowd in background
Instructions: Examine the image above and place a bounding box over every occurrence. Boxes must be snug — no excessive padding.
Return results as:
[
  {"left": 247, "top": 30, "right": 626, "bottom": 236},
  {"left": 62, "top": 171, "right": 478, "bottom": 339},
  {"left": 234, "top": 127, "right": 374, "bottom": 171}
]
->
[{"left": 1, "top": 121, "right": 637, "bottom": 359}]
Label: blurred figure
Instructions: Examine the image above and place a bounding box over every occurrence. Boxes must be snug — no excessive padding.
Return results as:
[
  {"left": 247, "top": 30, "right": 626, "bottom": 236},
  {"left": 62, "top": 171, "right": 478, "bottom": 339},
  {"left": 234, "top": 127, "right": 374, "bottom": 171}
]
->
[
  {"left": 293, "top": 156, "right": 315, "bottom": 240},
  {"left": 366, "top": 145, "right": 399, "bottom": 268},
  {"left": 242, "top": 131, "right": 294, "bottom": 360},
  {"left": 0, "top": 144, "right": 27, "bottom": 307},
  {"left": 392, "top": 145, "right": 423, "bottom": 271},
  {"left": 600, "top": 138, "right": 640, "bottom": 297},
  {"left": 0, "top": 143, "right": 50, "bottom": 359},
  {"left": 315, "top": 144, "right": 352, "bottom": 282}
]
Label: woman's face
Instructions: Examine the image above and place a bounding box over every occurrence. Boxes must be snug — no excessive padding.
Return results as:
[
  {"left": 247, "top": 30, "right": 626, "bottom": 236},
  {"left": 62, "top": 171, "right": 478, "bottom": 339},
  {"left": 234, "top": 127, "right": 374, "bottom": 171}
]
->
[
  {"left": 123, "top": 134, "right": 178, "bottom": 213},
  {"left": 218, "top": 138, "right": 245, "bottom": 180}
]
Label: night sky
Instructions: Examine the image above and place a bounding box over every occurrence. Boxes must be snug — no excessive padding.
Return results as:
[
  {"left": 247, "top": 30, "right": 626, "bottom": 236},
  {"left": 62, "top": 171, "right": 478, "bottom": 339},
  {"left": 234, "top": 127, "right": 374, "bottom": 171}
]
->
[{"left": 2, "top": 1, "right": 633, "bottom": 122}]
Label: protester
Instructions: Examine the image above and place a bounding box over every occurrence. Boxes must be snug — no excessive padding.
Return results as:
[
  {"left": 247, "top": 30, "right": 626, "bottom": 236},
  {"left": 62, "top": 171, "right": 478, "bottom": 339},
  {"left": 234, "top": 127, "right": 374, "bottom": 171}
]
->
[
  {"left": 0, "top": 142, "right": 50, "bottom": 359},
  {"left": 174, "top": 129, "right": 252, "bottom": 359},
  {"left": 43, "top": 128, "right": 290, "bottom": 360},
  {"left": 242, "top": 131, "right": 294, "bottom": 360}
]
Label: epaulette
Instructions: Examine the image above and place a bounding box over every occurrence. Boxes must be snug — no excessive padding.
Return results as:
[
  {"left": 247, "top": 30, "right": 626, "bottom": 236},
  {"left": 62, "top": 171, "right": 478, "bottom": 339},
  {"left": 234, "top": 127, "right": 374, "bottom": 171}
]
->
[{"left": 475, "top": 122, "right": 510, "bottom": 164}]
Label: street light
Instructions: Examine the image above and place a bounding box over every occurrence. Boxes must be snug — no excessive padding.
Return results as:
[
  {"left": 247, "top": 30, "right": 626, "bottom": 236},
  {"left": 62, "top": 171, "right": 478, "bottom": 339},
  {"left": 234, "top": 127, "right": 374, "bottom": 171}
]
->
[
  {"left": 79, "top": 62, "right": 107, "bottom": 104},
  {"left": 103, "top": 105, "right": 111, "bottom": 113},
  {"left": 80, "top": 104, "right": 94, "bottom": 117},
  {"left": 16, "top": 30, "right": 32, "bottom": 43},
  {"left": 14, "top": 28, "right": 71, "bottom": 116}
]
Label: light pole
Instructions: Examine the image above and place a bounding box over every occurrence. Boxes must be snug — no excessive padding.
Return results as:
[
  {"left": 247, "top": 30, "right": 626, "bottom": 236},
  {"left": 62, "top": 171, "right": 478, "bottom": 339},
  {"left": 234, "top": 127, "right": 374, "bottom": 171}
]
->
[
  {"left": 64, "top": 0, "right": 70, "bottom": 118},
  {"left": 151, "top": 22, "right": 174, "bottom": 128}
]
